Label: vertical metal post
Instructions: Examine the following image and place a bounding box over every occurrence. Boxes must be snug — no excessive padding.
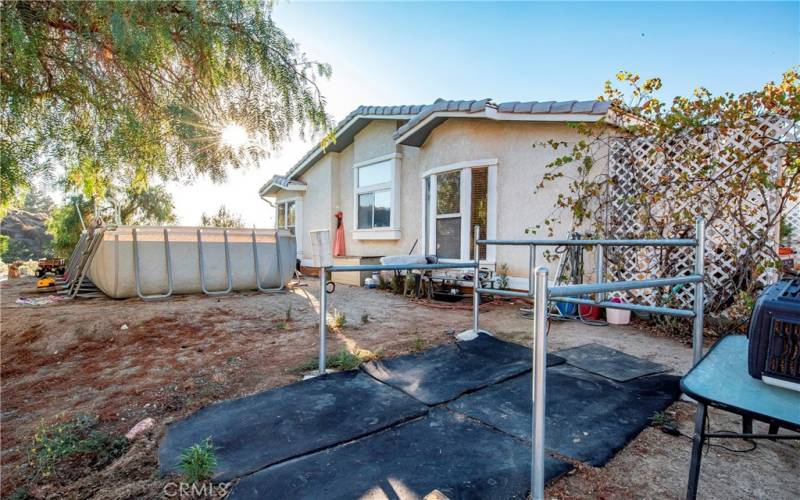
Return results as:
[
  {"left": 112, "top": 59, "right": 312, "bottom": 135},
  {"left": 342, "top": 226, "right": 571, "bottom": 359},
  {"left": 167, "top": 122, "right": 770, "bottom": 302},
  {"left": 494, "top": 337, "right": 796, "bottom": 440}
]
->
[
  {"left": 531, "top": 266, "right": 548, "bottom": 500},
  {"left": 595, "top": 244, "right": 605, "bottom": 303},
  {"left": 473, "top": 225, "right": 481, "bottom": 335},
  {"left": 319, "top": 267, "right": 328, "bottom": 376},
  {"left": 528, "top": 245, "right": 534, "bottom": 295},
  {"left": 692, "top": 217, "right": 706, "bottom": 365}
]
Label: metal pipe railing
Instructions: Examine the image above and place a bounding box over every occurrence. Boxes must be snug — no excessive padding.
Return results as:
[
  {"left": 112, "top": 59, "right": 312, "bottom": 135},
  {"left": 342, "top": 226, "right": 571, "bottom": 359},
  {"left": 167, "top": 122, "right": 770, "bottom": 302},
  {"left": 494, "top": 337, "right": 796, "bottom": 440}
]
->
[
  {"left": 531, "top": 267, "right": 549, "bottom": 500},
  {"left": 548, "top": 275, "right": 703, "bottom": 298},
  {"left": 310, "top": 217, "right": 706, "bottom": 500},
  {"left": 556, "top": 296, "right": 696, "bottom": 319},
  {"left": 325, "top": 262, "right": 477, "bottom": 273},
  {"left": 477, "top": 238, "right": 697, "bottom": 247}
]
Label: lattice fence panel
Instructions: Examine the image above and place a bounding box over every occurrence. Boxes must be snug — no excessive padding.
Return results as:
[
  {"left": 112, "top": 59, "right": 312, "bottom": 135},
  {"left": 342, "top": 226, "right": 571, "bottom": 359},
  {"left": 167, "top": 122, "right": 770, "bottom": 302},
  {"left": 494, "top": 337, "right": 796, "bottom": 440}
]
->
[
  {"left": 604, "top": 115, "right": 793, "bottom": 311},
  {"left": 785, "top": 202, "right": 800, "bottom": 245}
]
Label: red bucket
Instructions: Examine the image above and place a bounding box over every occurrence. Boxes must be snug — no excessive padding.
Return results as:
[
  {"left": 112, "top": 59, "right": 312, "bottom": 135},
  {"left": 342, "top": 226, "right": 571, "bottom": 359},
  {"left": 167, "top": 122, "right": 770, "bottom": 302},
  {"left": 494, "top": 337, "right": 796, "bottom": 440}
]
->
[{"left": 579, "top": 303, "right": 601, "bottom": 320}]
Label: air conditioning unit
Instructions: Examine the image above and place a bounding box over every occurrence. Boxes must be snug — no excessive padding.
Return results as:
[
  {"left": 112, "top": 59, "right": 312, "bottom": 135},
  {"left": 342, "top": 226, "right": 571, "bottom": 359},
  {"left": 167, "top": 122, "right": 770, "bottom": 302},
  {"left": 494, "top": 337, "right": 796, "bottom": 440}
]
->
[{"left": 748, "top": 277, "right": 800, "bottom": 391}]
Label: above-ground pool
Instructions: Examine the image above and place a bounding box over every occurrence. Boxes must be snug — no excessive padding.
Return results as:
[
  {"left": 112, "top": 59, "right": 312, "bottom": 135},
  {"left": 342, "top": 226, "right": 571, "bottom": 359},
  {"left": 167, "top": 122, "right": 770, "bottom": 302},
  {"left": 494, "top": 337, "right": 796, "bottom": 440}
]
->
[{"left": 87, "top": 226, "right": 296, "bottom": 298}]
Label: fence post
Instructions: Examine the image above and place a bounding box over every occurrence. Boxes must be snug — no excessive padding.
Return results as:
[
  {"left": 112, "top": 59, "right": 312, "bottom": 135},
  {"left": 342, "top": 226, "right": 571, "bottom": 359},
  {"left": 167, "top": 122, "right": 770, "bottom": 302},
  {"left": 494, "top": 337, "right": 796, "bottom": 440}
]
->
[
  {"left": 473, "top": 225, "right": 481, "bottom": 336},
  {"left": 319, "top": 267, "right": 328, "bottom": 375},
  {"left": 692, "top": 217, "right": 706, "bottom": 365},
  {"left": 595, "top": 244, "right": 605, "bottom": 303},
  {"left": 531, "top": 266, "right": 549, "bottom": 500}
]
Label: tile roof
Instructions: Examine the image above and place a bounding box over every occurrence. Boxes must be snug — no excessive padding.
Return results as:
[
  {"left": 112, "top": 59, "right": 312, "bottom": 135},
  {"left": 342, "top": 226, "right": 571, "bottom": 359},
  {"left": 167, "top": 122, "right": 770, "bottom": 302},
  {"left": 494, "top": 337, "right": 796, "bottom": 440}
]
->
[
  {"left": 394, "top": 98, "right": 609, "bottom": 142},
  {"left": 260, "top": 98, "right": 609, "bottom": 194}
]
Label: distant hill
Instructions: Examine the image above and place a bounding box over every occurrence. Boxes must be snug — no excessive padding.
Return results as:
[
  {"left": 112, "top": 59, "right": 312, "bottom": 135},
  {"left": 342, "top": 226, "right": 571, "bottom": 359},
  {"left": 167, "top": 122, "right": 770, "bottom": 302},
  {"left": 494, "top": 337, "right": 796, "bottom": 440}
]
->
[{"left": 1, "top": 209, "right": 53, "bottom": 261}]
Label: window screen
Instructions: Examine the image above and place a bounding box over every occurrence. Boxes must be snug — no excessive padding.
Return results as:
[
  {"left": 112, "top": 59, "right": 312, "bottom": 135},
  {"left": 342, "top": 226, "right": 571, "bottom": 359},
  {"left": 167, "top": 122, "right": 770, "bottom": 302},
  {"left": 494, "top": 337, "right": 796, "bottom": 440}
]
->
[
  {"left": 471, "top": 167, "right": 488, "bottom": 260},
  {"left": 436, "top": 217, "right": 461, "bottom": 259},
  {"left": 358, "top": 190, "right": 391, "bottom": 229}
]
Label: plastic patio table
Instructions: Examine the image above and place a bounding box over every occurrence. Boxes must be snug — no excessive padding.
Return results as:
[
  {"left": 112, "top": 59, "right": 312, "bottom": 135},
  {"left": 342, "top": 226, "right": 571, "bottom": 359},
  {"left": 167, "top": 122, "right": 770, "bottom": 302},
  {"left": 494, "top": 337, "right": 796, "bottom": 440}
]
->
[{"left": 680, "top": 335, "right": 800, "bottom": 500}]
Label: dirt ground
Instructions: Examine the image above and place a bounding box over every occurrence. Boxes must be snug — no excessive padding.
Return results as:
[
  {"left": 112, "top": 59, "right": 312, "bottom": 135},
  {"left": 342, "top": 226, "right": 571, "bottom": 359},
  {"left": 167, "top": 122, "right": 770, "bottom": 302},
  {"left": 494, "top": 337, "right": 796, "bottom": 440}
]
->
[{"left": 1, "top": 276, "right": 798, "bottom": 499}]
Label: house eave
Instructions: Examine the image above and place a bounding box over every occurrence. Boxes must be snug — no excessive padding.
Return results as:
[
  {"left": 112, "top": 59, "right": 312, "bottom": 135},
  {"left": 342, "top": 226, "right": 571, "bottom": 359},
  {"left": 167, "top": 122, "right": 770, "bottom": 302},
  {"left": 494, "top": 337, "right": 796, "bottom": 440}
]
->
[{"left": 394, "top": 110, "right": 607, "bottom": 148}]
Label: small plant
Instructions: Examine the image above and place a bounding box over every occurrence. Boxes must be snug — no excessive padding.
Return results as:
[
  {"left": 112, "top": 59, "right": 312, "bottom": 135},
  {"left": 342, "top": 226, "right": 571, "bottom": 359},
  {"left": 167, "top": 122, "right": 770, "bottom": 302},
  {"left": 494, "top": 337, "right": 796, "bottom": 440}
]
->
[
  {"left": 390, "top": 275, "right": 403, "bottom": 294},
  {"left": 361, "top": 313, "right": 370, "bottom": 324},
  {"left": 377, "top": 274, "right": 389, "bottom": 290},
  {"left": 649, "top": 411, "right": 675, "bottom": 428},
  {"left": 404, "top": 273, "right": 416, "bottom": 297},
  {"left": 285, "top": 305, "right": 293, "bottom": 322},
  {"left": 179, "top": 437, "right": 217, "bottom": 483},
  {"left": 330, "top": 310, "right": 347, "bottom": 330},
  {"left": 289, "top": 347, "right": 379, "bottom": 373},
  {"left": 29, "top": 414, "right": 128, "bottom": 479},
  {"left": 412, "top": 337, "right": 425, "bottom": 352},
  {"left": 274, "top": 320, "right": 288, "bottom": 330},
  {"left": 496, "top": 263, "right": 510, "bottom": 289}
]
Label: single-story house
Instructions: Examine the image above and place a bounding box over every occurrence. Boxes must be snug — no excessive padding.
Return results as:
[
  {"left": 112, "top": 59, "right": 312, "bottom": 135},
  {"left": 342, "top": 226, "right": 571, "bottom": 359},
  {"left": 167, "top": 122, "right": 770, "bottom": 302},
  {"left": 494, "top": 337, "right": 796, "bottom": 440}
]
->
[{"left": 259, "top": 98, "right": 610, "bottom": 289}]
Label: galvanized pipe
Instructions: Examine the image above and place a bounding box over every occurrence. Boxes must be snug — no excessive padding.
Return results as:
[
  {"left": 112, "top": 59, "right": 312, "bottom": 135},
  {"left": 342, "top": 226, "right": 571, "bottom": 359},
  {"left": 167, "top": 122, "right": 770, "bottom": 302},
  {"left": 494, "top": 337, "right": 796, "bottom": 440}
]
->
[
  {"left": 531, "top": 267, "right": 549, "bottom": 500},
  {"left": 475, "top": 287, "right": 531, "bottom": 298},
  {"left": 473, "top": 225, "right": 481, "bottom": 336},
  {"left": 528, "top": 245, "right": 535, "bottom": 294},
  {"left": 319, "top": 267, "right": 328, "bottom": 376},
  {"left": 549, "top": 275, "right": 702, "bottom": 298},
  {"left": 692, "top": 217, "right": 706, "bottom": 365},
  {"left": 325, "top": 262, "right": 478, "bottom": 273},
  {"left": 556, "top": 296, "right": 695, "bottom": 318},
  {"left": 595, "top": 245, "right": 605, "bottom": 303},
  {"left": 478, "top": 238, "right": 697, "bottom": 247}
]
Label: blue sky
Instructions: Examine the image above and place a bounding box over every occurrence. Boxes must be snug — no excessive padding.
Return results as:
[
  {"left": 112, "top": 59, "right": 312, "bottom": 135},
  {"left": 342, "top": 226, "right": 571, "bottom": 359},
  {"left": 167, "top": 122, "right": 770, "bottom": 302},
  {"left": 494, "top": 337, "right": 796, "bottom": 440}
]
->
[{"left": 170, "top": 1, "right": 799, "bottom": 226}]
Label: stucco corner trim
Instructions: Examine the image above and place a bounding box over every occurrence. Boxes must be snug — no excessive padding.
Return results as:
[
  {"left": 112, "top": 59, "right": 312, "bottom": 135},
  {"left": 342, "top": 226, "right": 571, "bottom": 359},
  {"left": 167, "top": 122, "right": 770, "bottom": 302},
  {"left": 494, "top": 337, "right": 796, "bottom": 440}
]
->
[{"left": 352, "top": 229, "right": 402, "bottom": 241}]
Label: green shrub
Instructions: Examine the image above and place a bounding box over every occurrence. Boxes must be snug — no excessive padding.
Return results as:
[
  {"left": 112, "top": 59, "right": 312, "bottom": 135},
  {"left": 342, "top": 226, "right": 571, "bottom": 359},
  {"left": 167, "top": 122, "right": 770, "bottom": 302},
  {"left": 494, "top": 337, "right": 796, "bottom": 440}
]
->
[
  {"left": 29, "top": 414, "right": 128, "bottom": 479},
  {"left": 179, "top": 438, "right": 217, "bottom": 483},
  {"left": 330, "top": 310, "right": 347, "bottom": 330},
  {"left": 289, "top": 347, "right": 378, "bottom": 373},
  {"left": 285, "top": 305, "right": 293, "bottom": 322}
]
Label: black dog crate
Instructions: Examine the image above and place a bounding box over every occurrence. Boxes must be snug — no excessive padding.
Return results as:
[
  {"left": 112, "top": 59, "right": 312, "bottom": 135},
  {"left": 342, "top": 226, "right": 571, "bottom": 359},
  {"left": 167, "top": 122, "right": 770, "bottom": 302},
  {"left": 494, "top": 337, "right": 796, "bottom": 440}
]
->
[{"left": 748, "top": 277, "right": 800, "bottom": 390}]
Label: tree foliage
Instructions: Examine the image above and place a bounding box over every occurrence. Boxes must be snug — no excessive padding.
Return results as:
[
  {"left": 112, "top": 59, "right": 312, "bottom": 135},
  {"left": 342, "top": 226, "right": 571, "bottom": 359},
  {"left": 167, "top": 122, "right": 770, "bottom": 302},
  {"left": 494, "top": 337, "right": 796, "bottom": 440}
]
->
[
  {"left": 533, "top": 68, "right": 799, "bottom": 307},
  {"left": 1, "top": 0, "right": 332, "bottom": 208},
  {"left": 46, "top": 187, "right": 176, "bottom": 257},
  {"left": 200, "top": 204, "right": 244, "bottom": 228}
]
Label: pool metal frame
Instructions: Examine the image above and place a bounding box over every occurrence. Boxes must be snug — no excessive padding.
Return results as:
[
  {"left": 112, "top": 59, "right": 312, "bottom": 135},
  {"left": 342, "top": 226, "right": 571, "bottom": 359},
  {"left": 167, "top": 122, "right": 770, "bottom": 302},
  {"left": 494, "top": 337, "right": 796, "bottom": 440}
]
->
[{"left": 316, "top": 217, "right": 706, "bottom": 500}]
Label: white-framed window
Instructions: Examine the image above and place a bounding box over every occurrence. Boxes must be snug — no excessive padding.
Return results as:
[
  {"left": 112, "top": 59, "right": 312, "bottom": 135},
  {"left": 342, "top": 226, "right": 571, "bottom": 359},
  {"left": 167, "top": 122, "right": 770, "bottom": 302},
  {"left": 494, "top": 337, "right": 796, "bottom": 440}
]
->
[
  {"left": 353, "top": 153, "right": 402, "bottom": 239},
  {"left": 276, "top": 197, "right": 303, "bottom": 255},
  {"left": 422, "top": 159, "right": 497, "bottom": 262},
  {"left": 276, "top": 200, "right": 296, "bottom": 234}
]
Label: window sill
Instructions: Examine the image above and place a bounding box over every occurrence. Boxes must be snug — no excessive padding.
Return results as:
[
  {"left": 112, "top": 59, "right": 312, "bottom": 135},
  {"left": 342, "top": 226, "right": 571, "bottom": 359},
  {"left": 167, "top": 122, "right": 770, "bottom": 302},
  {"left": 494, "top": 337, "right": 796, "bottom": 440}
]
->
[{"left": 352, "top": 229, "right": 402, "bottom": 241}]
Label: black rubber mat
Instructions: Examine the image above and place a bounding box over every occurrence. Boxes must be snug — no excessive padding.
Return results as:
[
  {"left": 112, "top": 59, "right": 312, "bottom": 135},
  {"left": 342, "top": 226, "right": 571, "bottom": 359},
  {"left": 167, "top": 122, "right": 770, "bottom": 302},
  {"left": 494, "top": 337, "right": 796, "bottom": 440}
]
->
[
  {"left": 362, "top": 333, "right": 563, "bottom": 405},
  {"left": 447, "top": 364, "right": 681, "bottom": 466},
  {"left": 458, "top": 332, "right": 567, "bottom": 367},
  {"left": 228, "top": 408, "right": 573, "bottom": 500},
  {"left": 159, "top": 371, "right": 428, "bottom": 481},
  {"left": 557, "top": 343, "right": 668, "bottom": 382}
]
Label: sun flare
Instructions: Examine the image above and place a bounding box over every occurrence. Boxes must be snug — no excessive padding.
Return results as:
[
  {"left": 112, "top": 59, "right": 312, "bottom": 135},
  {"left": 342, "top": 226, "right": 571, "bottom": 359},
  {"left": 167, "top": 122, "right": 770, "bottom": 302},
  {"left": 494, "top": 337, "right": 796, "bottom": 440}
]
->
[{"left": 220, "top": 123, "right": 248, "bottom": 148}]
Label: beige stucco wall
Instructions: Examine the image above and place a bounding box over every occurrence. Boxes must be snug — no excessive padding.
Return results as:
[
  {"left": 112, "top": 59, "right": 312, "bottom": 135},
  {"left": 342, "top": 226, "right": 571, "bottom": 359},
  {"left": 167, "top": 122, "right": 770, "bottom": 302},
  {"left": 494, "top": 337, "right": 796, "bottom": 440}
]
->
[
  {"left": 272, "top": 117, "right": 606, "bottom": 284},
  {"left": 413, "top": 118, "right": 598, "bottom": 278},
  {"left": 276, "top": 154, "right": 336, "bottom": 257}
]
